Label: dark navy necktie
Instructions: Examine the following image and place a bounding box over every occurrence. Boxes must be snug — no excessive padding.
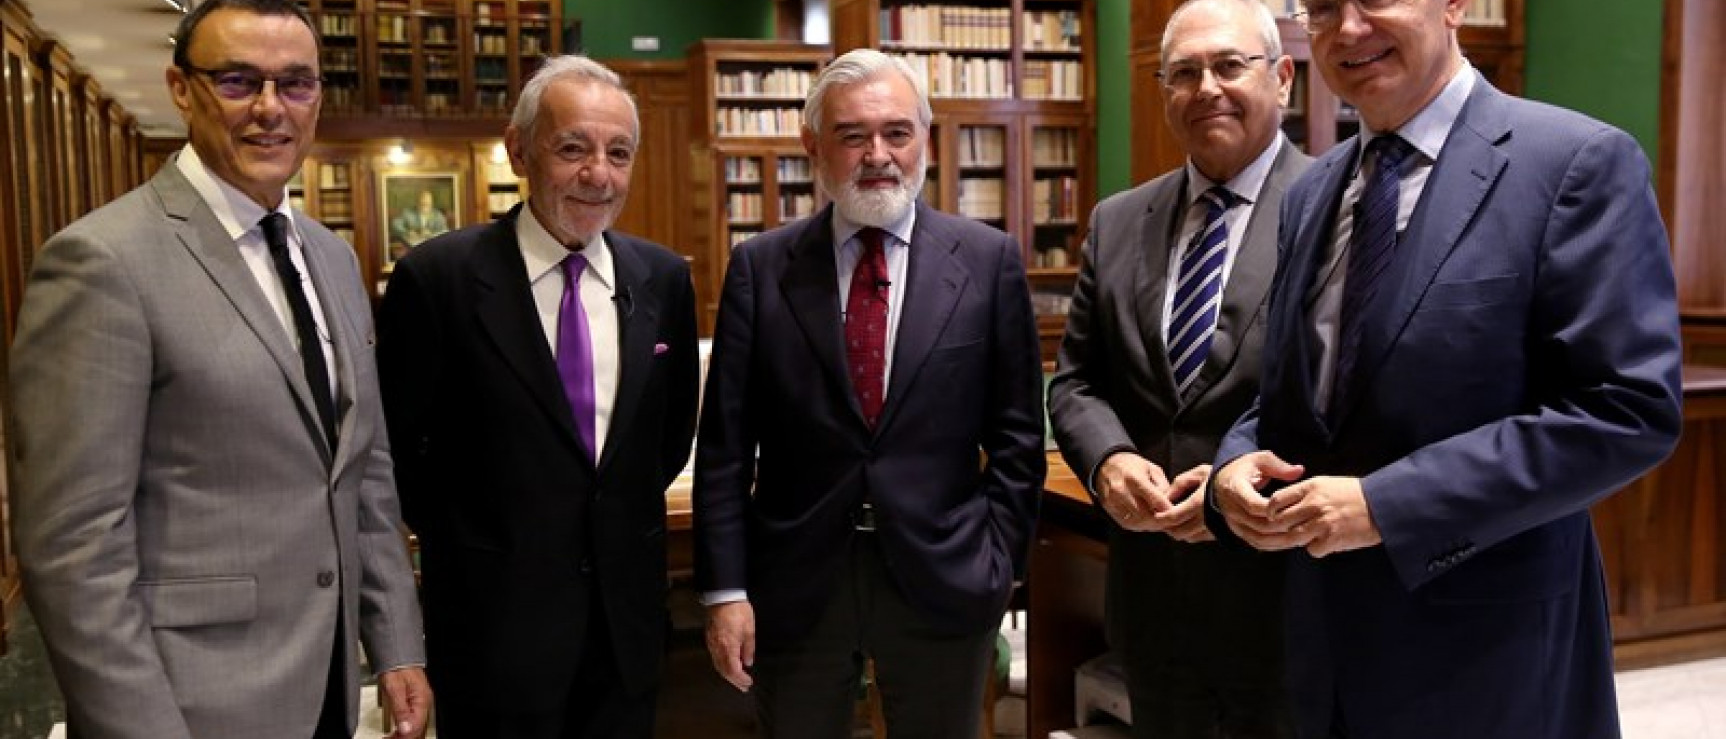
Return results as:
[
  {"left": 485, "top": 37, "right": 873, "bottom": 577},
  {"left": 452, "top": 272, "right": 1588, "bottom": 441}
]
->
[{"left": 1331, "top": 134, "right": 1416, "bottom": 420}]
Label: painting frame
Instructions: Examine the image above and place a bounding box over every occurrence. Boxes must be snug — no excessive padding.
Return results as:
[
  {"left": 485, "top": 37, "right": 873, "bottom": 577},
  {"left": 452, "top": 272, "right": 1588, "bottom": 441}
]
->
[{"left": 379, "top": 171, "right": 461, "bottom": 269}]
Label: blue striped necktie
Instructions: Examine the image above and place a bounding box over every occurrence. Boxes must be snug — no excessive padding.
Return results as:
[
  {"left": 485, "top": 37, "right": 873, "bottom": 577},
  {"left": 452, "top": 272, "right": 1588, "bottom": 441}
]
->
[
  {"left": 1169, "top": 186, "right": 1239, "bottom": 394},
  {"left": 1331, "top": 134, "right": 1416, "bottom": 421}
]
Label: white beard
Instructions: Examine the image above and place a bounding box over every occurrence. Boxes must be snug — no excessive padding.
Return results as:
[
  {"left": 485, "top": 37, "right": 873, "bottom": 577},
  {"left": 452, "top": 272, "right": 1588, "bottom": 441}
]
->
[{"left": 826, "top": 158, "right": 927, "bottom": 228}]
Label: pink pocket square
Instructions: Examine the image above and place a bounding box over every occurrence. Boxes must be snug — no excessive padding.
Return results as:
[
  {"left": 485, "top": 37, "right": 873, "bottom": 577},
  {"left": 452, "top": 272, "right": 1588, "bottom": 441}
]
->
[{"left": 654, "top": 342, "right": 670, "bottom": 356}]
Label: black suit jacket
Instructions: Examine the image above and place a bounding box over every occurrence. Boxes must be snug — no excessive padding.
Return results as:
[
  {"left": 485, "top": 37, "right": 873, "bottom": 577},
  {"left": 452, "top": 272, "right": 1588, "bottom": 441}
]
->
[
  {"left": 694, "top": 202, "right": 1046, "bottom": 639},
  {"left": 377, "top": 207, "right": 698, "bottom": 712},
  {"left": 1049, "top": 144, "right": 1309, "bottom": 671}
]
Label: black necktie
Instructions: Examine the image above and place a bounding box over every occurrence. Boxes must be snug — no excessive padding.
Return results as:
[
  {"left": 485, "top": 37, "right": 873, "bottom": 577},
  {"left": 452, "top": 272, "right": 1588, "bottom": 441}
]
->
[
  {"left": 1331, "top": 134, "right": 1415, "bottom": 422},
  {"left": 259, "top": 213, "right": 338, "bottom": 448}
]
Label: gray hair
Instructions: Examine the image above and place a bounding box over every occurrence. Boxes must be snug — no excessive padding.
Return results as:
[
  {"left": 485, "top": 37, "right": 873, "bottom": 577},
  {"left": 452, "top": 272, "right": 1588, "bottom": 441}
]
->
[
  {"left": 803, "top": 48, "right": 932, "bottom": 135},
  {"left": 510, "top": 55, "right": 640, "bottom": 149},
  {"left": 1161, "top": 0, "right": 1282, "bottom": 61}
]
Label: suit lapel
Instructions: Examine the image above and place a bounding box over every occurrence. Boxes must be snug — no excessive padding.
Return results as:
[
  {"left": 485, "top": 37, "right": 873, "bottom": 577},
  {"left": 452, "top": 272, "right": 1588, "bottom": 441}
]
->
[
  {"left": 1336, "top": 83, "right": 1511, "bottom": 427},
  {"left": 598, "top": 232, "right": 661, "bottom": 472},
  {"left": 877, "top": 205, "right": 969, "bottom": 434},
  {"left": 471, "top": 220, "right": 585, "bottom": 453},
  {"left": 299, "top": 223, "right": 364, "bottom": 476},
  {"left": 1132, "top": 173, "right": 1186, "bottom": 403},
  {"left": 1288, "top": 145, "right": 1355, "bottom": 430},
  {"left": 156, "top": 167, "right": 334, "bottom": 466},
  {"left": 778, "top": 208, "right": 858, "bottom": 421},
  {"left": 1193, "top": 146, "right": 1306, "bottom": 400}
]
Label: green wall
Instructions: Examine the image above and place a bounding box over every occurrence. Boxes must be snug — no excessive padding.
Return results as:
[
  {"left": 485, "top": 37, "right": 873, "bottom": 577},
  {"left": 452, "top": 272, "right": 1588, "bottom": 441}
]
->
[
  {"left": 1524, "top": 1, "right": 1663, "bottom": 164},
  {"left": 566, "top": 0, "right": 775, "bottom": 60},
  {"left": 1096, "top": 0, "right": 1132, "bottom": 199}
]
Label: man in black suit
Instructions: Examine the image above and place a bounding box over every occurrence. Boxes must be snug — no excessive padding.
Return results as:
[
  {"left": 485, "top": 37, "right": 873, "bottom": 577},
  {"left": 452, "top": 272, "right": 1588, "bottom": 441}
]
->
[
  {"left": 694, "top": 48, "right": 1046, "bottom": 738},
  {"left": 377, "top": 55, "right": 698, "bottom": 738},
  {"left": 1048, "top": 1, "right": 1308, "bottom": 735}
]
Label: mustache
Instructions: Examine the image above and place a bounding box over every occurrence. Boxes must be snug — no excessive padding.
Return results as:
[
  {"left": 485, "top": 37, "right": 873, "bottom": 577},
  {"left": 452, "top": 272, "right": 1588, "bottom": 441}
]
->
[{"left": 852, "top": 164, "right": 904, "bottom": 184}]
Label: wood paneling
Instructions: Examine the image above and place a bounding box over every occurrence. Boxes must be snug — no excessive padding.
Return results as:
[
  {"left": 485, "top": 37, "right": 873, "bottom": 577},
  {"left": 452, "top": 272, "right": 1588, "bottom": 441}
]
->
[
  {"left": 1662, "top": 0, "right": 1726, "bottom": 311},
  {"left": 1598, "top": 366, "right": 1726, "bottom": 668}
]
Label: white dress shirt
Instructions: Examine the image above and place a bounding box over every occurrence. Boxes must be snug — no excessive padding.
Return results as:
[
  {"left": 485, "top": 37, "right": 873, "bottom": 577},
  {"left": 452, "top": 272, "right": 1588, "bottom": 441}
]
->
[
  {"left": 176, "top": 145, "right": 337, "bottom": 397},
  {"left": 1163, "top": 133, "right": 1287, "bottom": 344},
  {"left": 518, "top": 207, "right": 622, "bottom": 460},
  {"left": 1309, "top": 64, "right": 1477, "bottom": 411},
  {"left": 834, "top": 205, "right": 918, "bottom": 391}
]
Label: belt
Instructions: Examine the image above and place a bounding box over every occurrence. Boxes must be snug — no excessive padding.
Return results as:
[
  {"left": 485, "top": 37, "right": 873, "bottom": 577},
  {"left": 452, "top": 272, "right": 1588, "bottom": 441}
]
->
[{"left": 852, "top": 502, "right": 879, "bottom": 532}]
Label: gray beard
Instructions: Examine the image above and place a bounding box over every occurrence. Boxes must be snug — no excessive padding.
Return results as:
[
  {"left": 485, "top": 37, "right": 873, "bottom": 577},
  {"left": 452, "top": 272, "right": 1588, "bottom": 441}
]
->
[{"left": 827, "top": 163, "right": 927, "bottom": 228}]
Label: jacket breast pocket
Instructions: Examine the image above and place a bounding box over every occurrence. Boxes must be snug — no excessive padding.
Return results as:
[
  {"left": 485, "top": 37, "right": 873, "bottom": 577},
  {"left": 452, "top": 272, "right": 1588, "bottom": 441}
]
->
[
  {"left": 138, "top": 575, "right": 258, "bottom": 628},
  {"left": 1420, "top": 274, "right": 1522, "bottom": 311}
]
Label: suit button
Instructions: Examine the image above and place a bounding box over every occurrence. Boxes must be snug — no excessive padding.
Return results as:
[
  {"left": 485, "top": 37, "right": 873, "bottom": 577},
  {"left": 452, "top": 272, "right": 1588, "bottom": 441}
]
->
[
  {"left": 578, "top": 559, "right": 593, "bottom": 575},
  {"left": 317, "top": 570, "right": 336, "bottom": 588}
]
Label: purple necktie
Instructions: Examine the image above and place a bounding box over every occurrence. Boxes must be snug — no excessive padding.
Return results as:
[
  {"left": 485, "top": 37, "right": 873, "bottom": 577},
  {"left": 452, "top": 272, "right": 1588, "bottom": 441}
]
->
[{"left": 557, "top": 251, "right": 596, "bottom": 462}]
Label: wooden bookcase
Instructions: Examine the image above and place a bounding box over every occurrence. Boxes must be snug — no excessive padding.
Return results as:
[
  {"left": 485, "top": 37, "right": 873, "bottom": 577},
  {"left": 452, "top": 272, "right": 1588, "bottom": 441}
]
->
[
  {"left": 829, "top": 0, "right": 1097, "bottom": 363},
  {"left": 298, "top": 0, "right": 560, "bottom": 121},
  {"left": 1130, "top": 0, "right": 1525, "bottom": 181},
  {"left": 686, "top": 39, "right": 831, "bottom": 332}
]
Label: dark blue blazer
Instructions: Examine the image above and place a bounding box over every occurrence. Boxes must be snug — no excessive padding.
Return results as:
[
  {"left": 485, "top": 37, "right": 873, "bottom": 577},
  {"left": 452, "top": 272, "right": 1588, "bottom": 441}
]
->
[
  {"left": 694, "top": 202, "right": 1046, "bottom": 639},
  {"left": 1213, "top": 79, "right": 1683, "bottom": 738}
]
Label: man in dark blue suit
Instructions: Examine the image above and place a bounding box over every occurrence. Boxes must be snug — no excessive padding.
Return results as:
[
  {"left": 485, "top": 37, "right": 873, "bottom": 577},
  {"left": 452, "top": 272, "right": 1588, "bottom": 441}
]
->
[
  {"left": 1206, "top": 1, "right": 1683, "bottom": 737},
  {"left": 694, "top": 48, "right": 1046, "bottom": 738}
]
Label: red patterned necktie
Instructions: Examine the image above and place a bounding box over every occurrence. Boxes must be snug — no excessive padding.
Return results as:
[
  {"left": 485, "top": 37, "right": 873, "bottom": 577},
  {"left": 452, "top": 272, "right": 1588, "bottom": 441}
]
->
[{"left": 845, "top": 227, "right": 889, "bottom": 427}]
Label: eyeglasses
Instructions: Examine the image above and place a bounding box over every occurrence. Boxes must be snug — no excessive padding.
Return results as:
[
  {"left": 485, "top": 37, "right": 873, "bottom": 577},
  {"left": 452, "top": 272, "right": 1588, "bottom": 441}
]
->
[
  {"left": 1295, "top": 0, "right": 1414, "bottom": 34},
  {"left": 181, "top": 65, "right": 324, "bottom": 105},
  {"left": 1155, "top": 54, "right": 1268, "bottom": 91}
]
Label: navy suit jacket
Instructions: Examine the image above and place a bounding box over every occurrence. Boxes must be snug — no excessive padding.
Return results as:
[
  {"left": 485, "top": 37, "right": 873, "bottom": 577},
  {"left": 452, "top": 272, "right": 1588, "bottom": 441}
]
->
[
  {"left": 377, "top": 207, "right": 698, "bottom": 710},
  {"left": 1213, "top": 80, "right": 1682, "bottom": 738},
  {"left": 694, "top": 202, "right": 1046, "bottom": 640}
]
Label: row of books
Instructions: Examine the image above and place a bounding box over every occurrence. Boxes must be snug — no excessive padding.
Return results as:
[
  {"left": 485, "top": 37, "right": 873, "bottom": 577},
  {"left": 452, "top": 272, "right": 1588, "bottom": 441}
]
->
[
  {"left": 957, "top": 126, "right": 1006, "bottom": 168},
  {"left": 319, "top": 191, "right": 355, "bottom": 221},
  {"left": 956, "top": 177, "right": 1006, "bottom": 220},
  {"left": 725, "top": 192, "right": 818, "bottom": 224},
  {"left": 318, "top": 163, "right": 351, "bottom": 190},
  {"left": 1024, "top": 10, "right": 1083, "bottom": 53},
  {"left": 1033, "top": 175, "right": 1080, "bottom": 224},
  {"left": 715, "top": 106, "right": 805, "bottom": 137},
  {"left": 1033, "top": 128, "right": 1079, "bottom": 168},
  {"left": 1257, "top": 0, "right": 1506, "bottom": 25},
  {"left": 880, "top": 5, "right": 1014, "bottom": 50},
  {"left": 724, "top": 157, "right": 764, "bottom": 184},
  {"left": 722, "top": 156, "right": 816, "bottom": 185},
  {"left": 891, "top": 52, "right": 1014, "bottom": 99},
  {"left": 715, "top": 67, "right": 817, "bottom": 99},
  {"left": 1022, "top": 60, "right": 1083, "bottom": 101}
]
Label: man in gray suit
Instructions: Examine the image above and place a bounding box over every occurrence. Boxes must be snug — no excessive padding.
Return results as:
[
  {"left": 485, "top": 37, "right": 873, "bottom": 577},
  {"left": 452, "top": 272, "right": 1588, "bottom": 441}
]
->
[
  {"left": 8, "top": 2, "right": 430, "bottom": 737},
  {"left": 1047, "top": 0, "right": 1308, "bottom": 735}
]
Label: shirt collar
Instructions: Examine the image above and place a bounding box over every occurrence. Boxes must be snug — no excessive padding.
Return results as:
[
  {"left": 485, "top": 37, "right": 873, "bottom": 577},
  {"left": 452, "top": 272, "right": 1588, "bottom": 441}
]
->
[
  {"left": 831, "top": 201, "right": 918, "bottom": 251},
  {"left": 515, "top": 205, "right": 615, "bottom": 293},
  {"left": 1183, "top": 131, "right": 1285, "bottom": 207},
  {"left": 175, "top": 143, "right": 297, "bottom": 243},
  {"left": 1361, "top": 61, "right": 1477, "bottom": 168}
]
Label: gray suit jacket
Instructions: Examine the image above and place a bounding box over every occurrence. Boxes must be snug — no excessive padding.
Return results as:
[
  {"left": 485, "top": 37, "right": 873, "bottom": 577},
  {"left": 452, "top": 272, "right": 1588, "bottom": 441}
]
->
[
  {"left": 9, "top": 162, "right": 425, "bottom": 739},
  {"left": 1048, "top": 143, "right": 1309, "bottom": 665}
]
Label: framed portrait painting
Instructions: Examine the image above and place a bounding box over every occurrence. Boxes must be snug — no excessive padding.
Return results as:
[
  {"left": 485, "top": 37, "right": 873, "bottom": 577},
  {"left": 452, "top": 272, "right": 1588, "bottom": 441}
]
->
[{"left": 380, "top": 171, "right": 460, "bottom": 268}]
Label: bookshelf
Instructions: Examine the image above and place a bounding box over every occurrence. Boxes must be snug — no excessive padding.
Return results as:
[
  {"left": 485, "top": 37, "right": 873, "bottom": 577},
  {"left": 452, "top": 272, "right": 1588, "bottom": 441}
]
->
[
  {"left": 1129, "top": 0, "right": 1525, "bottom": 181},
  {"left": 295, "top": 0, "right": 561, "bottom": 122},
  {"left": 473, "top": 139, "right": 525, "bottom": 220},
  {"left": 830, "top": 0, "right": 1097, "bottom": 361},
  {"left": 687, "top": 39, "right": 831, "bottom": 332}
]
